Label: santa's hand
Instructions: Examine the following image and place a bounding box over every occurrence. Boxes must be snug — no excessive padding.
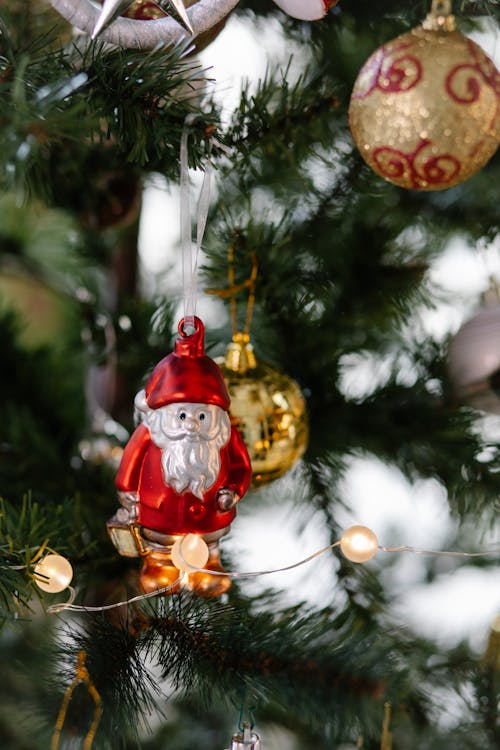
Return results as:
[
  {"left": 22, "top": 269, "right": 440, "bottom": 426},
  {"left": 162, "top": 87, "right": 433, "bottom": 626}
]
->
[
  {"left": 118, "top": 491, "right": 139, "bottom": 521},
  {"left": 216, "top": 489, "right": 239, "bottom": 511}
]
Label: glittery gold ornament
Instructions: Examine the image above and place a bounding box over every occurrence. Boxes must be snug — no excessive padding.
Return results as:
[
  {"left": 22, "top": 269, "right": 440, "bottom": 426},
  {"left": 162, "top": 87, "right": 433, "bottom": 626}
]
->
[
  {"left": 349, "top": 0, "right": 500, "bottom": 190},
  {"left": 216, "top": 333, "right": 308, "bottom": 487}
]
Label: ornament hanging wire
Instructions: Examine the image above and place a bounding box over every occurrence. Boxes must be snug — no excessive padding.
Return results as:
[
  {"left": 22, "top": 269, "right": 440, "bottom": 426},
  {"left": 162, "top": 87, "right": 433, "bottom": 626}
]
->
[
  {"left": 430, "top": 0, "right": 452, "bottom": 17},
  {"left": 380, "top": 702, "right": 393, "bottom": 750},
  {"left": 238, "top": 700, "right": 257, "bottom": 732},
  {"left": 423, "top": 0, "right": 455, "bottom": 30},
  {"left": 179, "top": 114, "right": 212, "bottom": 332},
  {"left": 206, "top": 245, "right": 258, "bottom": 338},
  {"left": 51, "top": 651, "right": 102, "bottom": 750}
]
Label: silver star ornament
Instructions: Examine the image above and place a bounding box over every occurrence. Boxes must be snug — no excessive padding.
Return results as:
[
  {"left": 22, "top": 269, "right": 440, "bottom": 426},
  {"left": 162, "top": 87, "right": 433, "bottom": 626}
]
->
[{"left": 92, "top": 0, "right": 194, "bottom": 39}]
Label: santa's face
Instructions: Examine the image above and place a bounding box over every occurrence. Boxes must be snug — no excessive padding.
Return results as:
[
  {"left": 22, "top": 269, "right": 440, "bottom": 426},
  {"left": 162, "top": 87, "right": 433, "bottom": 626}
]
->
[
  {"left": 158, "top": 403, "right": 225, "bottom": 443},
  {"left": 138, "top": 398, "right": 231, "bottom": 499}
]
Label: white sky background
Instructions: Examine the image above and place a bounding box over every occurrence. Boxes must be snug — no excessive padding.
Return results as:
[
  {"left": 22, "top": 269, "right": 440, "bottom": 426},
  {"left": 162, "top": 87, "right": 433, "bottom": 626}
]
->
[{"left": 137, "top": 8, "right": 500, "bottom": 744}]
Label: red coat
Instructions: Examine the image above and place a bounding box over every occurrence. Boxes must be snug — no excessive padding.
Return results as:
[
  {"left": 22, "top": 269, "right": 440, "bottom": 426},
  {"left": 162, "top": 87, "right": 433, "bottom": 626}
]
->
[{"left": 115, "top": 423, "right": 252, "bottom": 535}]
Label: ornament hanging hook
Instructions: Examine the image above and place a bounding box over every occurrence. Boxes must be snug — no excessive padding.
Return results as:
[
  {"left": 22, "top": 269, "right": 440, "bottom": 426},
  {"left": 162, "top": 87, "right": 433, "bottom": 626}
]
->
[
  {"left": 51, "top": 651, "right": 103, "bottom": 750},
  {"left": 205, "top": 244, "right": 258, "bottom": 339},
  {"left": 228, "top": 244, "right": 258, "bottom": 340},
  {"left": 423, "top": 0, "right": 455, "bottom": 31},
  {"left": 238, "top": 694, "right": 257, "bottom": 732},
  {"left": 180, "top": 114, "right": 213, "bottom": 333}
]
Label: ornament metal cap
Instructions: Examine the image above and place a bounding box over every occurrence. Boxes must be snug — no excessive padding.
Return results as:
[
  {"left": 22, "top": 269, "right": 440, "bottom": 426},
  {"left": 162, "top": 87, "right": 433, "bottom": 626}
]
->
[
  {"left": 229, "top": 725, "right": 261, "bottom": 750},
  {"left": 145, "top": 316, "right": 231, "bottom": 411},
  {"left": 422, "top": 0, "right": 455, "bottom": 31},
  {"left": 223, "top": 332, "right": 257, "bottom": 374}
]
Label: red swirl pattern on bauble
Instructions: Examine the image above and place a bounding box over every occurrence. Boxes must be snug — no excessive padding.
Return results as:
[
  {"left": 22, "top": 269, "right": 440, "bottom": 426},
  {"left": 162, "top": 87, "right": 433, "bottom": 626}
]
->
[
  {"left": 348, "top": 24, "right": 499, "bottom": 191},
  {"left": 373, "top": 139, "right": 461, "bottom": 190},
  {"left": 352, "top": 42, "right": 422, "bottom": 100},
  {"left": 445, "top": 40, "right": 500, "bottom": 130}
]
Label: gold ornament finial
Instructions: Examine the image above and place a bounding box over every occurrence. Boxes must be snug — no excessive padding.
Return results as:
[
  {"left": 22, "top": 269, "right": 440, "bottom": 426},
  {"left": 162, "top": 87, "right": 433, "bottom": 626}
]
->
[
  {"left": 422, "top": 0, "right": 456, "bottom": 32},
  {"left": 224, "top": 332, "right": 258, "bottom": 374}
]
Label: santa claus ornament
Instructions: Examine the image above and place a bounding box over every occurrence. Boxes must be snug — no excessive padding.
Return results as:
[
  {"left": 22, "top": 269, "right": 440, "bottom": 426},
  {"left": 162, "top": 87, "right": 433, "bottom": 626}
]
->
[
  {"left": 349, "top": 0, "right": 500, "bottom": 190},
  {"left": 107, "top": 316, "right": 252, "bottom": 596}
]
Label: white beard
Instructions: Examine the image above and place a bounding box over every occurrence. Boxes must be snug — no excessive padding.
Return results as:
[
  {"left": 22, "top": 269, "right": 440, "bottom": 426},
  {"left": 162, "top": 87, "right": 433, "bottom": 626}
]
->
[{"left": 142, "top": 401, "right": 231, "bottom": 500}]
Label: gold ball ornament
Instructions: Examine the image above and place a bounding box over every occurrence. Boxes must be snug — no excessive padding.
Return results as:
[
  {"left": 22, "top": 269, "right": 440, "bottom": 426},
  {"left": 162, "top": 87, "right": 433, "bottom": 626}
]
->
[
  {"left": 34, "top": 554, "right": 74, "bottom": 593},
  {"left": 217, "top": 334, "right": 308, "bottom": 487},
  {"left": 171, "top": 534, "right": 210, "bottom": 571},
  {"left": 340, "top": 525, "right": 379, "bottom": 563},
  {"left": 348, "top": 4, "right": 500, "bottom": 190}
]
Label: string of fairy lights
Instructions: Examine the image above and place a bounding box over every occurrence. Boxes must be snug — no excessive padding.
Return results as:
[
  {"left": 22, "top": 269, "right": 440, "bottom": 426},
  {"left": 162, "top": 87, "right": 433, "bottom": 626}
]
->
[{"left": 31, "top": 525, "right": 500, "bottom": 614}]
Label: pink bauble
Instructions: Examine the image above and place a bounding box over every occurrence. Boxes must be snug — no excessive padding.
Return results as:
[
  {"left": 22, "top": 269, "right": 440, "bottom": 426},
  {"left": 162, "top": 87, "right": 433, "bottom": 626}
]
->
[{"left": 448, "top": 304, "right": 500, "bottom": 415}]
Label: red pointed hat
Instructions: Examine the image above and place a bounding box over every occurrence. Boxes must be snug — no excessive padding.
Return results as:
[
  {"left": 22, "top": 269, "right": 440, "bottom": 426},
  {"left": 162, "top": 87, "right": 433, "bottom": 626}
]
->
[{"left": 145, "top": 317, "right": 230, "bottom": 411}]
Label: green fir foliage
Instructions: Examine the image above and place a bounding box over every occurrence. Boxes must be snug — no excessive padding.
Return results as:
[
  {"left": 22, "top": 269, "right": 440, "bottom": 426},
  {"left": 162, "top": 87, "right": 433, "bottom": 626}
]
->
[{"left": 0, "top": 0, "right": 499, "bottom": 748}]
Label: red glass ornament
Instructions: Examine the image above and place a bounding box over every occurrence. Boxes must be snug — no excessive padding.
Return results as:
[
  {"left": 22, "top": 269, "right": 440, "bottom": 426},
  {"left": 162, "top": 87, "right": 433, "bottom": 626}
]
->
[{"left": 115, "top": 317, "right": 252, "bottom": 537}]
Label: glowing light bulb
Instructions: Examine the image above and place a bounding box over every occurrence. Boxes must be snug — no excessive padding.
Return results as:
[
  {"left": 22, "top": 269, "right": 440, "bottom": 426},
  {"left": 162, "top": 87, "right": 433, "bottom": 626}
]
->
[
  {"left": 34, "top": 554, "right": 73, "bottom": 593},
  {"left": 340, "top": 525, "right": 379, "bottom": 563},
  {"left": 171, "top": 534, "right": 209, "bottom": 572}
]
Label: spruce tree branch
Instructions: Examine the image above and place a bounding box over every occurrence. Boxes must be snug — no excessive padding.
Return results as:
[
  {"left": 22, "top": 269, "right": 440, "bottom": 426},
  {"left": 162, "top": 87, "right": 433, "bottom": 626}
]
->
[
  {"left": 224, "top": 67, "right": 344, "bottom": 162},
  {"left": 143, "top": 596, "right": 390, "bottom": 714}
]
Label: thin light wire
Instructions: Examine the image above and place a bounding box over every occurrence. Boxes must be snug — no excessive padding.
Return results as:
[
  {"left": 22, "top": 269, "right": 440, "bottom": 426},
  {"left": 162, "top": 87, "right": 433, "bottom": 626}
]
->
[
  {"left": 379, "top": 545, "right": 500, "bottom": 557},
  {"left": 47, "top": 586, "right": 76, "bottom": 613},
  {"left": 44, "top": 537, "right": 500, "bottom": 615},
  {"left": 178, "top": 539, "right": 342, "bottom": 579},
  {"left": 174, "top": 537, "right": 500, "bottom": 578},
  {"left": 47, "top": 578, "right": 183, "bottom": 614}
]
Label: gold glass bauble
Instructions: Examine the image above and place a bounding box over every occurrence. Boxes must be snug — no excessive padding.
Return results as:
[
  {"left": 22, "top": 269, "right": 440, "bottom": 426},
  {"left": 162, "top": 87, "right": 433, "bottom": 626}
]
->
[
  {"left": 349, "top": 9, "right": 500, "bottom": 190},
  {"left": 217, "top": 334, "right": 308, "bottom": 487}
]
